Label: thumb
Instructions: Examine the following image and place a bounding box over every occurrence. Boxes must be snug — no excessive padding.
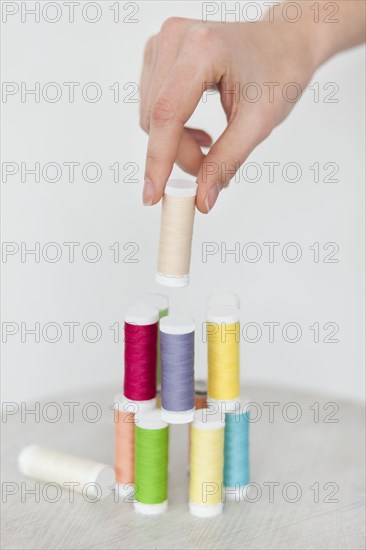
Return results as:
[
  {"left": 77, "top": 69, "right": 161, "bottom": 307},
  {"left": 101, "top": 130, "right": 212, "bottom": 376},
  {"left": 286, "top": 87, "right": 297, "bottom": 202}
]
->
[{"left": 196, "top": 114, "right": 268, "bottom": 213}]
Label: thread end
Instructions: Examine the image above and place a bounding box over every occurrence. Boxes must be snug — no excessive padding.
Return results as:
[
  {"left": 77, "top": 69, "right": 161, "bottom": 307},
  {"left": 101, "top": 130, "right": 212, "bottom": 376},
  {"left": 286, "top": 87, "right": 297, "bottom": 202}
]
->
[
  {"left": 134, "top": 500, "right": 168, "bottom": 515},
  {"left": 189, "top": 501, "right": 223, "bottom": 518},
  {"left": 156, "top": 272, "right": 189, "bottom": 287}
]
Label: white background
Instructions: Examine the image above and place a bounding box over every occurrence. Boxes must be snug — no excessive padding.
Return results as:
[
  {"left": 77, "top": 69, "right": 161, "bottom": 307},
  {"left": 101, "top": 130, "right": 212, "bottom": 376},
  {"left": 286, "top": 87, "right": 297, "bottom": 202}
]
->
[{"left": 1, "top": 1, "right": 365, "bottom": 402}]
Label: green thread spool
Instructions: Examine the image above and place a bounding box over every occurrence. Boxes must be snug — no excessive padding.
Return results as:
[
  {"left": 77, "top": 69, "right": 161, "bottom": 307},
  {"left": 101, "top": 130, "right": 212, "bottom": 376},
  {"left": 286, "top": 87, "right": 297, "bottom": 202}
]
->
[
  {"left": 136, "top": 293, "right": 169, "bottom": 385},
  {"left": 134, "top": 409, "right": 169, "bottom": 515}
]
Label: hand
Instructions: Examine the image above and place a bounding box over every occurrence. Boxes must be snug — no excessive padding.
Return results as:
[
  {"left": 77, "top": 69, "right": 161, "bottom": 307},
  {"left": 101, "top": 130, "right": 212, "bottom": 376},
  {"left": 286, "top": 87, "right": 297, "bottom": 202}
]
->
[{"left": 140, "top": 3, "right": 364, "bottom": 212}]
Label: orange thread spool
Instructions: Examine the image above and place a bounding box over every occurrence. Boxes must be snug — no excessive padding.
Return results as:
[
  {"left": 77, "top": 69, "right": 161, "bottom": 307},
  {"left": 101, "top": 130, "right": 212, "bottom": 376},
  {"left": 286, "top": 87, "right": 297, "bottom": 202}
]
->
[
  {"left": 115, "top": 408, "right": 135, "bottom": 485},
  {"left": 114, "top": 394, "right": 155, "bottom": 496}
]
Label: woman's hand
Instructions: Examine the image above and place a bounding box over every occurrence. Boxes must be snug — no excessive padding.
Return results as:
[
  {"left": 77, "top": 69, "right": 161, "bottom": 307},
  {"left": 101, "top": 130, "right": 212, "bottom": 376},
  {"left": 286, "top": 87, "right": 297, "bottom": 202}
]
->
[{"left": 140, "top": 2, "right": 365, "bottom": 212}]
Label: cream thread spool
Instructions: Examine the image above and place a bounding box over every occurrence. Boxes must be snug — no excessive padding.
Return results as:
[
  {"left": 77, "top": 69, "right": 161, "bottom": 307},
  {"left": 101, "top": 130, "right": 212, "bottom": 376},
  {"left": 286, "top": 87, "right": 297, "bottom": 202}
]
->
[
  {"left": 207, "top": 305, "right": 241, "bottom": 407},
  {"left": 114, "top": 393, "right": 155, "bottom": 498},
  {"left": 208, "top": 292, "right": 241, "bottom": 309},
  {"left": 156, "top": 179, "right": 197, "bottom": 287},
  {"left": 189, "top": 408, "right": 225, "bottom": 517},
  {"left": 18, "top": 445, "right": 114, "bottom": 499}
]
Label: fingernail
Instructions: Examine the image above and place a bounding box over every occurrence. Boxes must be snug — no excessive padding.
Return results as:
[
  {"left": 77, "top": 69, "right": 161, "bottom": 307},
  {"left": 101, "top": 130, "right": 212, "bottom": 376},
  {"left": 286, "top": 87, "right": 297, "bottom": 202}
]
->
[
  {"left": 205, "top": 183, "right": 222, "bottom": 212},
  {"left": 143, "top": 178, "right": 154, "bottom": 205}
]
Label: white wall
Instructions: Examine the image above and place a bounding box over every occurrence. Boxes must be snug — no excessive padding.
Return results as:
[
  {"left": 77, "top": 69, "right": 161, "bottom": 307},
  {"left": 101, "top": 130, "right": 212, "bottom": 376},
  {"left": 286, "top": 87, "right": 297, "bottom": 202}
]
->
[{"left": 2, "top": 1, "right": 365, "bottom": 402}]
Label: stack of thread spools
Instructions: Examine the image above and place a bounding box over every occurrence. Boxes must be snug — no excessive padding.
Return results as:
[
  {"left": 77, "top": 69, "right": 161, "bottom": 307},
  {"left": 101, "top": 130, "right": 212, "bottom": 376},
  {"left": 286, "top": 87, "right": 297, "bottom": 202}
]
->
[
  {"left": 18, "top": 179, "right": 250, "bottom": 516},
  {"left": 115, "top": 290, "right": 250, "bottom": 517}
]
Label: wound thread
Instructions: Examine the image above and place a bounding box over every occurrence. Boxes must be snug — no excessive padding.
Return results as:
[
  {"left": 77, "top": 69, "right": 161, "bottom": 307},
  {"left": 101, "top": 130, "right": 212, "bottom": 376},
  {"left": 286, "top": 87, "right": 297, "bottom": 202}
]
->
[
  {"left": 224, "top": 409, "right": 250, "bottom": 492},
  {"left": 160, "top": 315, "right": 195, "bottom": 423},
  {"left": 189, "top": 409, "right": 225, "bottom": 517},
  {"left": 18, "top": 445, "right": 114, "bottom": 499},
  {"left": 194, "top": 379, "right": 208, "bottom": 410},
  {"left": 124, "top": 305, "right": 159, "bottom": 401},
  {"left": 114, "top": 395, "right": 155, "bottom": 493},
  {"left": 135, "top": 293, "right": 169, "bottom": 386},
  {"left": 134, "top": 409, "right": 169, "bottom": 514},
  {"left": 156, "top": 179, "right": 197, "bottom": 287},
  {"left": 115, "top": 404, "right": 134, "bottom": 486},
  {"left": 207, "top": 306, "right": 240, "bottom": 401}
]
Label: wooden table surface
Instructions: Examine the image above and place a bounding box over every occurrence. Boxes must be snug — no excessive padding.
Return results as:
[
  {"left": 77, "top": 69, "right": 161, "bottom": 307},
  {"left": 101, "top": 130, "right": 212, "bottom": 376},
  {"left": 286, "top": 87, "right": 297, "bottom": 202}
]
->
[{"left": 1, "top": 385, "right": 365, "bottom": 550}]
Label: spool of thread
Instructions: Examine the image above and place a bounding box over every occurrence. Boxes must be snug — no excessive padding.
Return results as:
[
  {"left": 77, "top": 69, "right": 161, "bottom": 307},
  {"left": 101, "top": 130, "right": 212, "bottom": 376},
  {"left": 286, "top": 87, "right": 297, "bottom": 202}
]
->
[
  {"left": 156, "top": 387, "right": 162, "bottom": 408},
  {"left": 194, "top": 379, "right": 207, "bottom": 410},
  {"left": 18, "top": 445, "right": 114, "bottom": 499},
  {"left": 156, "top": 179, "right": 197, "bottom": 287},
  {"left": 124, "top": 304, "right": 158, "bottom": 403},
  {"left": 208, "top": 292, "right": 240, "bottom": 309},
  {"left": 114, "top": 394, "right": 155, "bottom": 497},
  {"left": 188, "top": 380, "right": 208, "bottom": 466},
  {"left": 207, "top": 305, "right": 240, "bottom": 404},
  {"left": 160, "top": 315, "right": 195, "bottom": 424},
  {"left": 189, "top": 408, "right": 225, "bottom": 517},
  {"left": 135, "top": 293, "right": 169, "bottom": 385},
  {"left": 224, "top": 406, "right": 250, "bottom": 500},
  {"left": 134, "top": 409, "right": 169, "bottom": 515}
]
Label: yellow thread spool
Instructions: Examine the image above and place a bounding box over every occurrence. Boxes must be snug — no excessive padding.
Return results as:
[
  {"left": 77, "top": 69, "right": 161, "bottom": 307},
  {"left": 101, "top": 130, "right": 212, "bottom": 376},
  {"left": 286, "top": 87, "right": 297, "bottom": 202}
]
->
[
  {"left": 156, "top": 179, "right": 197, "bottom": 287},
  {"left": 207, "top": 305, "right": 240, "bottom": 402},
  {"left": 189, "top": 409, "right": 225, "bottom": 517}
]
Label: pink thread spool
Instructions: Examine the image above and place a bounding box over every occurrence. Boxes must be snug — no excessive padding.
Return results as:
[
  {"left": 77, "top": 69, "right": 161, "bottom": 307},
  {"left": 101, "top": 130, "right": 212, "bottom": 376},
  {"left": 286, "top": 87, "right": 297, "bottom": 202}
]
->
[{"left": 123, "top": 304, "right": 158, "bottom": 407}]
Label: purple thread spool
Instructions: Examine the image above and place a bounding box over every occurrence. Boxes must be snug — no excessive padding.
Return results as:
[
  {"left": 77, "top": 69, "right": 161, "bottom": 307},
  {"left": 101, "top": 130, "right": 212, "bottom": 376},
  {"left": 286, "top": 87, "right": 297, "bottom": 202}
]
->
[{"left": 160, "top": 315, "right": 195, "bottom": 424}]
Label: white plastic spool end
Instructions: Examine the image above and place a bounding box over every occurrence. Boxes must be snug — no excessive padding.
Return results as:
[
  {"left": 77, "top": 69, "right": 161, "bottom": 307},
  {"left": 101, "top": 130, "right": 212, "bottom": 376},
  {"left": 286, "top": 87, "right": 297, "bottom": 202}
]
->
[
  {"left": 189, "top": 501, "right": 223, "bottom": 518},
  {"left": 192, "top": 408, "right": 225, "bottom": 430},
  {"left": 206, "top": 305, "right": 240, "bottom": 325},
  {"left": 118, "top": 396, "right": 157, "bottom": 414},
  {"left": 156, "top": 272, "right": 189, "bottom": 288},
  {"left": 135, "top": 408, "right": 168, "bottom": 430},
  {"left": 115, "top": 482, "right": 135, "bottom": 499},
  {"left": 134, "top": 500, "right": 168, "bottom": 515},
  {"left": 124, "top": 304, "right": 159, "bottom": 326},
  {"left": 224, "top": 485, "right": 249, "bottom": 502},
  {"left": 161, "top": 407, "right": 195, "bottom": 424}
]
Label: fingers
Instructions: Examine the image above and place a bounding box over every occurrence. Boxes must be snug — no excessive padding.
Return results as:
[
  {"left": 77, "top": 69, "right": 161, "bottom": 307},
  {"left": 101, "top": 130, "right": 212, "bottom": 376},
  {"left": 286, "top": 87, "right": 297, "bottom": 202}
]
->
[
  {"left": 140, "top": 35, "right": 158, "bottom": 132},
  {"left": 175, "top": 129, "right": 206, "bottom": 176},
  {"left": 186, "top": 128, "right": 213, "bottom": 148},
  {"left": 196, "top": 111, "right": 270, "bottom": 213},
  {"left": 144, "top": 57, "right": 214, "bottom": 205},
  {"left": 145, "top": 18, "right": 193, "bottom": 133}
]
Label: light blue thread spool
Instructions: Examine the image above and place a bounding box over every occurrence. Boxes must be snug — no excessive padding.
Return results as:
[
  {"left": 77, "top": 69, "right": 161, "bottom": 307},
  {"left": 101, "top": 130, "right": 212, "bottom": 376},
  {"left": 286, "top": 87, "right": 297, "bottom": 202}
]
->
[{"left": 224, "top": 409, "right": 250, "bottom": 500}]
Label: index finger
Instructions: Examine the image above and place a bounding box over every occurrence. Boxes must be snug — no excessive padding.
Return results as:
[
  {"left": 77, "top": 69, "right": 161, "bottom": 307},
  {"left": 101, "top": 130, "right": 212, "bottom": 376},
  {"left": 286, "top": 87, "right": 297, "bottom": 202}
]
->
[{"left": 144, "top": 58, "right": 213, "bottom": 205}]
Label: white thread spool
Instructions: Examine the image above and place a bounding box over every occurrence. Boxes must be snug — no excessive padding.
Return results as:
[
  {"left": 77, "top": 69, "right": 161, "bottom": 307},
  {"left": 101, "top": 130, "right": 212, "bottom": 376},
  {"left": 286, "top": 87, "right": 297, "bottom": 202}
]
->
[
  {"left": 18, "top": 445, "right": 114, "bottom": 499},
  {"left": 189, "top": 409, "right": 225, "bottom": 518},
  {"left": 208, "top": 292, "right": 241, "bottom": 309},
  {"left": 156, "top": 179, "right": 197, "bottom": 287},
  {"left": 160, "top": 315, "right": 195, "bottom": 424},
  {"left": 133, "top": 409, "right": 169, "bottom": 515},
  {"left": 114, "top": 393, "right": 156, "bottom": 498}
]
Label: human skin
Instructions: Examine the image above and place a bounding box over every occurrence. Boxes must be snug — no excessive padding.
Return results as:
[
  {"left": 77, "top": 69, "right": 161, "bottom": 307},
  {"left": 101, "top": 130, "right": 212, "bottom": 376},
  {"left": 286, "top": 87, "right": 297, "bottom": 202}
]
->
[{"left": 140, "top": 1, "right": 365, "bottom": 213}]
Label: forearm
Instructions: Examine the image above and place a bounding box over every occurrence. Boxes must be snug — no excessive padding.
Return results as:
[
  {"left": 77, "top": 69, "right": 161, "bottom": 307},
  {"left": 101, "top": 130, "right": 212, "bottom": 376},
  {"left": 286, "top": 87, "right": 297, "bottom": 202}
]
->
[{"left": 270, "top": 0, "right": 365, "bottom": 69}]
